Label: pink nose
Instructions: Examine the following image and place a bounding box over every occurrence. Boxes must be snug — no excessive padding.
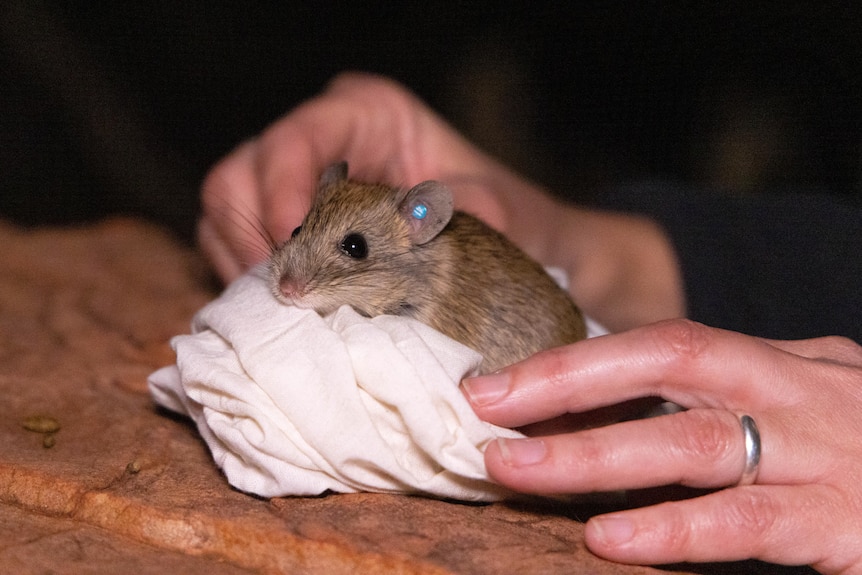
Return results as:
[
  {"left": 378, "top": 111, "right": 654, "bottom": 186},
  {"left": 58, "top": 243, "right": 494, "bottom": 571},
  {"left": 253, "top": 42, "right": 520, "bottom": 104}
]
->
[{"left": 279, "top": 276, "right": 305, "bottom": 299}]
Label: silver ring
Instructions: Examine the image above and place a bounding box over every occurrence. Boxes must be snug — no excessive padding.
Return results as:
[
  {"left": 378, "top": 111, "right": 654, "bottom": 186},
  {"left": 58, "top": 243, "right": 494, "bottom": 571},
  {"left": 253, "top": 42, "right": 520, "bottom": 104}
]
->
[{"left": 737, "top": 414, "right": 761, "bottom": 486}]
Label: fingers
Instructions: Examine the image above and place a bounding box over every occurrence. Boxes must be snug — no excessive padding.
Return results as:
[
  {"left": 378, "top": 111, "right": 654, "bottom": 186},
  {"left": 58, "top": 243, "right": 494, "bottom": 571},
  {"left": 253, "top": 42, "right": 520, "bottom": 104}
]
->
[
  {"left": 483, "top": 402, "right": 846, "bottom": 505},
  {"left": 462, "top": 320, "right": 805, "bottom": 429},
  {"left": 198, "top": 70, "right": 545, "bottom": 284},
  {"left": 198, "top": 73, "right": 406, "bottom": 280},
  {"left": 465, "top": 320, "right": 862, "bottom": 569},
  {"left": 200, "top": 140, "right": 273, "bottom": 281},
  {"left": 200, "top": 71, "right": 444, "bottom": 275},
  {"left": 584, "top": 484, "right": 845, "bottom": 569},
  {"left": 469, "top": 320, "right": 851, "bottom": 490},
  {"left": 253, "top": 72, "right": 431, "bottom": 222},
  {"left": 484, "top": 409, "right": 750, "bottom": 493},
  {"left": 197, "top": 70, "right": 574, "bottom": 285}
]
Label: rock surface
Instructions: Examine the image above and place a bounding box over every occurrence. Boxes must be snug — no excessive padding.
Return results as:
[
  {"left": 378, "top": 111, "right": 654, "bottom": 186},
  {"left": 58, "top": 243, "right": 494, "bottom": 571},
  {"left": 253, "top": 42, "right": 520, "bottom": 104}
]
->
[{"left": 0, "top": 219, "right": 806, "bottom": 574}]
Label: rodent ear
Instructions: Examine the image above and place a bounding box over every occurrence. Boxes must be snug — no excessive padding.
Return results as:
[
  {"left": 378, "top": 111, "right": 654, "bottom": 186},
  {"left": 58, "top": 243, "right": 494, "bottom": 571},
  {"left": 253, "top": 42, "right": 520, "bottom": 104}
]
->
[
  {"left": 399, "top": 181, "right": 454, "bottom": 245},
  {"left": 318, "top": 161, "right": 349, "bottom": 189}
]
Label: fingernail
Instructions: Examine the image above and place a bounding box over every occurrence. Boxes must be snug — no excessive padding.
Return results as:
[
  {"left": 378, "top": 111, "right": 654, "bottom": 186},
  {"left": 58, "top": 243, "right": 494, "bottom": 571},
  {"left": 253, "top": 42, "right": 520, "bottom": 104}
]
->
[
  {"left": 462, "top": 372, "right": 511, "bottom": 406},
  {"left": 589, "top": 515, "right": 635, "bottom": 546},
  {"left": 496, "top": 437, "right": 547, "bottom": 466}
]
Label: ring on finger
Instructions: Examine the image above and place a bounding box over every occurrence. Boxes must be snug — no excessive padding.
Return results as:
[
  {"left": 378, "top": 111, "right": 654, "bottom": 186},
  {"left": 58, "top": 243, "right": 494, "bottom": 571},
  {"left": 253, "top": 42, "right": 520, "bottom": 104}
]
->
[{"left": 735, "top": 413, "right": 761, "bottom": 486}]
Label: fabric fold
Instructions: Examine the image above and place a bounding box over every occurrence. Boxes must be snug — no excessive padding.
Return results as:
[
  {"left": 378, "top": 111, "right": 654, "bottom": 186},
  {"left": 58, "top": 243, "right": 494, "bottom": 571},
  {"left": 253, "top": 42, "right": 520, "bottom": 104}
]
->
[{"left": 148, "top": 265, "right": 529, "bottom": 501}]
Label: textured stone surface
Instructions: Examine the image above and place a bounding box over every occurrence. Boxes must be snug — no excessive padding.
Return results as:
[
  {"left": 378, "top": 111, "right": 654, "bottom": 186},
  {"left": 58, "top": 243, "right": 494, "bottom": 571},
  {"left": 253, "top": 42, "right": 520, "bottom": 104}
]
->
[{"left": 0, "top": 219, "right": 804, "bottom": 574}]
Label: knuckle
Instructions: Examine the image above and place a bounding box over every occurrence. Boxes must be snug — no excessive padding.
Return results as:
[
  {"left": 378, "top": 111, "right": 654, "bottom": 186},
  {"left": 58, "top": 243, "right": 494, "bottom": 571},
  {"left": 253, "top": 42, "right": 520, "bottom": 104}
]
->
[
  {"left": 673, "top": 410, "right": 737, "bottom": 466},
  {"left": 722, "top": 489, "right": 779, "bottom": 535},
  {"left": 641, "top": 502, "right": 695, "bottom": 553},
  {"left": 569, "top": 431, "right": 607, "bottom": 467},
  {"left": 525, "top": 345, "right": 578, "bottom": 391},
  {"left": 648, "top": 491, "right": 779, "bottom": 558},
  {"left": 650, "top": 319, "right": 715, "bottom": 365}
]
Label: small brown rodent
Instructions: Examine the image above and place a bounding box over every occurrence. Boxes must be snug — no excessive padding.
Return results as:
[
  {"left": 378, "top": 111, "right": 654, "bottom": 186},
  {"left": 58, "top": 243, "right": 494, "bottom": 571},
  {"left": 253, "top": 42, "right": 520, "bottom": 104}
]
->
[{"left": 268, "top": 162, "right": 586, "bottom": 374}]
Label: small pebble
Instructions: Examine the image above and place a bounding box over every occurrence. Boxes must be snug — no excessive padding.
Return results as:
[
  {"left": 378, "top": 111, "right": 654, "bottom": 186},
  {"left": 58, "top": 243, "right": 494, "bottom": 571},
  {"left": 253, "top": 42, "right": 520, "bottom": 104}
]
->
[{"left": 22, "top": 415, "right": 61, "bottom": 434}]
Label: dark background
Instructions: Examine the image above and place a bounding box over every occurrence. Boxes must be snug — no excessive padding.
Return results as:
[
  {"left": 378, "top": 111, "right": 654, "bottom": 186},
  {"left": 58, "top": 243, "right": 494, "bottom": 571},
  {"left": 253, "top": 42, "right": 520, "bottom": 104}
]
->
[{"left": 2, "top": 1, "right": 861, "bottom": 242}]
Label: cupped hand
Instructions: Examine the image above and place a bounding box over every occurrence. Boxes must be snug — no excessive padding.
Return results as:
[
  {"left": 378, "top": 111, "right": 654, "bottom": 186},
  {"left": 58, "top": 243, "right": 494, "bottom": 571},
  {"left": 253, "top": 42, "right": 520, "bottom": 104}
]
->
[
  {"left": 198, "top": 71, "right": 555, "bottom": 283},
  {"left": 197, "top": 72, "right": 684, "bottom": 330},
  {"left": 463, "top": 319, "right": 862, "bottom": 573}
]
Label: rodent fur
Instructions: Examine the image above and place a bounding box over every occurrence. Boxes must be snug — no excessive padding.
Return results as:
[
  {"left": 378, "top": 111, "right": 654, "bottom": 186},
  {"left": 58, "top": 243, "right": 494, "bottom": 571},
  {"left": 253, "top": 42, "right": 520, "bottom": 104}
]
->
[{"left": 268, "top": 162, "right": 586, "bottom": 373}]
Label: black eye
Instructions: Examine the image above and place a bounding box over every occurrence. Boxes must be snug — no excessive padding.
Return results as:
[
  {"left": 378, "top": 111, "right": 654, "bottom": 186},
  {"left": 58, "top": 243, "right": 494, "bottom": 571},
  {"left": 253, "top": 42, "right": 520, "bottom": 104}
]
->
[
  {"left": 340, "top": 233, "right": 368, "bottom": 259},
  {"left": 291, "top": 226, "right": 302, "bottom": 238}
]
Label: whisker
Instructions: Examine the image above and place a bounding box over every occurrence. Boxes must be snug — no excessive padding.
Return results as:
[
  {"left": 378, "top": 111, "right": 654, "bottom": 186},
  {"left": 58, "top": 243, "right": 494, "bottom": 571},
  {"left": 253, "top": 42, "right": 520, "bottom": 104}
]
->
[{"left": 202, "top": 179, "right": 280, "bottom": 264}]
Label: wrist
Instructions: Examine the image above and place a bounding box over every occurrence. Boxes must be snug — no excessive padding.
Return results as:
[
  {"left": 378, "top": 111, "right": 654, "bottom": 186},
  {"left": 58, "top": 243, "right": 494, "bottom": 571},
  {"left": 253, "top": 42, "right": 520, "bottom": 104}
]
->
[{"left": 550, "top": 206, "right": 686, "bottom": 332}]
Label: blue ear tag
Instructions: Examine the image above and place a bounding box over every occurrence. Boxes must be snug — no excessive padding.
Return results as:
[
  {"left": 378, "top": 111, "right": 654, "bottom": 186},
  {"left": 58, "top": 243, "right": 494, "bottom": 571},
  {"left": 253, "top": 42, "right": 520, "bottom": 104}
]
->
[{"left": 412, "top": 203, "right": 428, "bottom": 220}]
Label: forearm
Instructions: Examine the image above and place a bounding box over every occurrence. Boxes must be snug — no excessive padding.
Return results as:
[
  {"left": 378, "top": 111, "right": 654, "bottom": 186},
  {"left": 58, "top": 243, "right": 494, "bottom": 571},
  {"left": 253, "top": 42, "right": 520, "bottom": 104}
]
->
[
  {"left": 472, "top": 174, "right": 686, "bottom": 332},
  {"left": 552, "top": 205, "right": 685, "bottom": 332}
]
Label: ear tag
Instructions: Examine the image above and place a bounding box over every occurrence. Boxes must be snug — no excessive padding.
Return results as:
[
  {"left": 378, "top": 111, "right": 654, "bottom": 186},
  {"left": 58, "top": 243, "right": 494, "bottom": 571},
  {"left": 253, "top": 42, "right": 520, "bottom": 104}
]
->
[{"left": 412, "top": 203, "right": 428, "bottom": 220}]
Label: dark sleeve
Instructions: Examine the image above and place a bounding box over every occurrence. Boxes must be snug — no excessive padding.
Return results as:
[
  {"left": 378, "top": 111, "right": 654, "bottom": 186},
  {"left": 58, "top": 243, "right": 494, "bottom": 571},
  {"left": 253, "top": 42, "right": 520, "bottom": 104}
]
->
[{"left": 592, "top": 183, "right": 862, "bottom": 343}]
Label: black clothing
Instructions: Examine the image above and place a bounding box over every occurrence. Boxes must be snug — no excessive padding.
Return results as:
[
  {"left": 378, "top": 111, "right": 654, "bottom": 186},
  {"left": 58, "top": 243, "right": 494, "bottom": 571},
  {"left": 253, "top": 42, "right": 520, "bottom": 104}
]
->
[{"left": 597, "top": 184, "right": 862, "bottom": 343}]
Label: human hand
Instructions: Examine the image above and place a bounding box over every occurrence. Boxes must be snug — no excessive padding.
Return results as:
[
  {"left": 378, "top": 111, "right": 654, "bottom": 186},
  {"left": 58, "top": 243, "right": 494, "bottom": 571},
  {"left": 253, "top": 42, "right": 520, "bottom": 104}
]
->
[
  {"left": 462, "top": 319, "right": 862, "bottom": 573},
  {"left": 198, "top": 71, "right": 683, "bottom": 330},
  {"left": 198, "top": 71, "right": 556, "bottom": 283}
]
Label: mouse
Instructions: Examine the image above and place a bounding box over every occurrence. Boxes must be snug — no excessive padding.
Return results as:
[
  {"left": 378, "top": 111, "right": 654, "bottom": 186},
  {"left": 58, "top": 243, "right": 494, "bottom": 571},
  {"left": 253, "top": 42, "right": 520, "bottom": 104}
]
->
[{"left": 267, "top": 162, "right": 586, "bottom": 374}]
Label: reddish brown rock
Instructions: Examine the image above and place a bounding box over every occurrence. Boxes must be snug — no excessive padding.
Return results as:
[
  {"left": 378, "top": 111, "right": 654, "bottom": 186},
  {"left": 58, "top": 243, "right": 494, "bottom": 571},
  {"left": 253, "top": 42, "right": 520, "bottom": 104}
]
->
[{"left": 0, "top": 219, "right": 792, "bottom": 574}]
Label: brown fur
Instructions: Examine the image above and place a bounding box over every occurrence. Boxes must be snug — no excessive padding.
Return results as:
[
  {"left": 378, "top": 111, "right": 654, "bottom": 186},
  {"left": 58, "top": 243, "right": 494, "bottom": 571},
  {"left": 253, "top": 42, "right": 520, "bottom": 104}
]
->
[{"left": 268, "top": 166, "right": 586, "bottom": 373}]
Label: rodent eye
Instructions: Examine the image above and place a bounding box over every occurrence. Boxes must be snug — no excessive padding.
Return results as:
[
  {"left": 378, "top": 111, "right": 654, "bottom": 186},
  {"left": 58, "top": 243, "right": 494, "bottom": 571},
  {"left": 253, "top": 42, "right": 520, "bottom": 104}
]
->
[
  {"left": 291, "top": 226, "right": 302, "bottom": 238},
  {"left": 340, "top": 233, "right": 368, "bottom": 259}
]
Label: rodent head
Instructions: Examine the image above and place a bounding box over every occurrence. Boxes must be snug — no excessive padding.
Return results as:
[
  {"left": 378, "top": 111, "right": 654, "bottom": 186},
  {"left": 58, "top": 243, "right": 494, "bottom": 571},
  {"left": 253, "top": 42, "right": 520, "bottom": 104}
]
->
[{"left": 268, "top": 162, "right": 454, "bottom": 317}]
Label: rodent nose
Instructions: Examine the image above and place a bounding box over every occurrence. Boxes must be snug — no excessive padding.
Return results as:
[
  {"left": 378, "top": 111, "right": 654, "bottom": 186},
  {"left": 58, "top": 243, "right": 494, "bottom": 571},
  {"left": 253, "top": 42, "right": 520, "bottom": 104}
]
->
[{"left": 279, "top": 276, "right": 305, "bottom": 299}]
